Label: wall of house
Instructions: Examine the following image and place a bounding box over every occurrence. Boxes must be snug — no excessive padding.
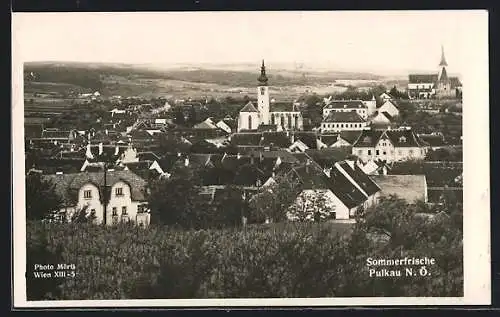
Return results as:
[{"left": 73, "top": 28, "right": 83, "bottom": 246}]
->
[
  {"left": 363, "top": 100, "right": 377, "bottom": 116},
  {"left": 121, "top": 147, "right": 139, "bottom": 163},
  {"left": 321, "top": 121, "right": 366, "bottom": 133},
  {"left": 287, "top": 189, "right": 350, "bottom": 220},
  {"left": 353, "top": 146, "right": 426, "bottom": 163},
  {"left": 371, "top": 113, "right": 391, "bottom": 125},
  {"left": 76, "top": 183, "right": 104, "bottom": 223},
  {"left": 237, "top": 112, "right": 260, "bottom": 132},
  {"left": 379, "top": 101, "right": 399, "bottom": 117}
]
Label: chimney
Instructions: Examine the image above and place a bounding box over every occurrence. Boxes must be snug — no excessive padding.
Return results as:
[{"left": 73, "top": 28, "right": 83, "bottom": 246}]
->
[
  {"left": 237, "top": 152, "right": 242, "bottom": 160},
  {"left": 290, "top": 133, "right": 295, "bottom": 144},
  {"left": 98, "top": 142, "right": 104, "bottom": 155},
  {"left": 105, "top": 129, "right": 108, "bottom": 135},
  {"left": 56, "top": 171, "right": 63, "bottom": 175},
  {"left": 114, "top": 144, "right": 119, "bottom": 156},
  {"left": 177, "top": 152, "right": 182, "bottom": 157}
]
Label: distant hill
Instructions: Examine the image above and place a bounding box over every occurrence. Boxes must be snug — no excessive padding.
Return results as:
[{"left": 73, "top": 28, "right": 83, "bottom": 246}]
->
[{"left": 24, "top": 61, "right": 385, "bottom": 90}]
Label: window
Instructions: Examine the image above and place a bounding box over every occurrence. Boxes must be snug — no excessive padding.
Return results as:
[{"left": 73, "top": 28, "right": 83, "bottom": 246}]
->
[
  {"left": 260, "top": 87, "right": 265, "bottom": 95},
  {"left": 358, "top": 150, "right": 363, "bottom": 155},
  {"left": 368, "top": 149, "right": 372, "bottom": 155},
  {"left": 115, "top": 187, "right": 123, "bottom": 196},
  {"left": 376, "top": 150, "right": 379, "bottom": 155},
  {"left": 383, "top": 151, "right": 386, "bottom": 155},
  {"left": 90, "top": 209, "right": 96, "bottom": 217},
  {"left": 112, "top": 207, "right": 117, "bottom": 216},
  {"left": 122, "top": 206, "right": 128, "bottom": 215},
  {"left": 341, "top": 124, "right": 344, "bottom": 128},
  {"left": 248, "top": 115, "right": 252, "bottom": 130},
  {"left": 84, "top": 190, "right": 92, "bottom": 199}
]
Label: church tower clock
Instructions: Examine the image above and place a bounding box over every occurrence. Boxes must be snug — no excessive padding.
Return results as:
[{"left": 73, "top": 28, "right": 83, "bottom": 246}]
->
[{"left": 257, "top": 60, "right": 270, "bottom": 125}]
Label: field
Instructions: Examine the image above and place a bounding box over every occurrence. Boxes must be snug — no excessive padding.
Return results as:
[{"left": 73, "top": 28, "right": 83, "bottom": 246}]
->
[{"left": 23, "top": 61, "right": 396, "bottom": 103}]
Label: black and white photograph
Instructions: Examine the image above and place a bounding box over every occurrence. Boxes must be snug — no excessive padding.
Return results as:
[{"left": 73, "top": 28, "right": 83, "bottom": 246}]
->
[{"left": 12, "top": 10, "right": 490, "bottom": 307}]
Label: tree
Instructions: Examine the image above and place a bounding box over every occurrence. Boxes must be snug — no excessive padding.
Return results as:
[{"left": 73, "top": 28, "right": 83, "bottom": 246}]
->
[
  {"left": 287, "top": 190, "right": 334, "bottom": 222},
  {"left": 211, "top": 185, "right": 247, "bottom": 228},
  {"left": 147, "top": 171, "right": 207, "bottom": 229},
  {"left": 248, "top": 174, "right": 302, "bottom": 223},
  {"left": 25, "top": 173, "right": 62, "bottom": 221}
]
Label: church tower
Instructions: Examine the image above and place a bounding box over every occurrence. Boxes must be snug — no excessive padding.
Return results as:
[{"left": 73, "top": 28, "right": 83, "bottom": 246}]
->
[
  {"left": 438, "top": 45, "right": 449, "bottom": 82},
  {"left": 257, "top": 60, "right": 270, "bottom": 125},
  {"left": 436, "top": 45, "right": 452, "bottom": 98}
]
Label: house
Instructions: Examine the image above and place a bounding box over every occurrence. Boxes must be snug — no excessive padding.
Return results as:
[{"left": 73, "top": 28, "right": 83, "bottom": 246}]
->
[
  {"left": 321, "top": 131, "right": 362, "bottom": 148},
  {"left": 38, "top": 129, "right": 78, "bottom": 144},
  {"left": 194, "top": 118, "right": 218, "bottom": 130},
  {"left": 378, "top": 100, "right": 400, "bottom": 117},
  {"left": 288, "top": 139, "right": 309, "bottom": 153},
  {"left": 329, "top": 160, "right": 381, "bottom": 210},
  {"left": 352, "top": 127, "right": 429, "bottom": 163},
  {"left": 216, "top": 120, "right": 232, "bottom": 134},
  {"left": 323, "top": 100, "right": 369, "bottom": 120},
  {"left": 370, "top": 174, "right": 428, "bottom": 203},
  {"left": 285, "top": 159, "right": 379, "bottom": 220},
  {"left": 379, "top": 92, "right": 393, "bottom": 103},
  {"left": 43, "top": 170, "right": 150, "bottom": 226},
  {"left": 371, "top": 111, "right": 393, "bottom": 126},
  {"left": 356, "top": 159, "right": 390, "bottom": 176},
  {"left": 321, "top": 111, "right": 367, "bottom": 133}
]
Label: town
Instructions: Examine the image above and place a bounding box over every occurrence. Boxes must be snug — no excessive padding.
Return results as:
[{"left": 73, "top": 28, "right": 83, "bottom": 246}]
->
[{"left": 24, "top": 47, "right": 463, "bottom": 228}]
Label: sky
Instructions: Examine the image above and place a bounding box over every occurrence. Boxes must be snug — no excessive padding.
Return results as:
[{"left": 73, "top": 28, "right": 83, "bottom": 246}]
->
[{"left": 12, "top": 11, "right": 483, "bottom": 76}]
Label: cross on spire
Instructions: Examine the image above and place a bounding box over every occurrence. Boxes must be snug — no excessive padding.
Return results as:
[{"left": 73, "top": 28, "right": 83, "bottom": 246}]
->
[{"left": 439, "top": 45, "right": 448, "bottom": 67}]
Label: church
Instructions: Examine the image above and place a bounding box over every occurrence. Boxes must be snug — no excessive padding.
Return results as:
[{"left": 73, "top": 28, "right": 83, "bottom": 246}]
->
[
  {"left": 237, "top": 61, "right": 304, "bottom": 132},
  {"left": 407, "top": 46, "right": 462, "bottom": 99}
]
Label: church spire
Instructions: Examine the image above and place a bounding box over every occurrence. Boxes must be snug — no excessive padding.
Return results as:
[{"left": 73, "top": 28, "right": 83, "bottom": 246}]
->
[
  {"left": 439, "top": 45, "right": 448, "bottom": 67},
  {"left": 258, "top": 59, "right": 268, "bottom": 86}
]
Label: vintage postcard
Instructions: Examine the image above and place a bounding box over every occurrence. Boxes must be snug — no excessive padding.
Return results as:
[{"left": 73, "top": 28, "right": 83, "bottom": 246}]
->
[{"left": 12, "top": 10, "right": 490, "bottom": 307}]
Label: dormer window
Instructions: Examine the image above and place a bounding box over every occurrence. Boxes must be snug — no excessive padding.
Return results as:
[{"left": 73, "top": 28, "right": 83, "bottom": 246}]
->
[
  {"left": 399, "top": 136, "right": 407, "bottom": 143},
  {"left": 115, "top": 187, "right": 123, "bottom": 196},
  {"left": 84, "top": 190, "right": 92, "bottom": 199}
]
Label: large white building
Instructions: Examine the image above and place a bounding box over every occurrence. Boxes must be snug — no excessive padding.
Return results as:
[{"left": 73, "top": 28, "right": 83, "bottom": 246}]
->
[
  {"left": 237, "top": 61, "right": 304, "bottom": 132},
  {"left": 321, "top": 111, "right": 368, "bottom": 133},
  {"left": 352, "top": 127, "right": 430, "bottom": 163}
]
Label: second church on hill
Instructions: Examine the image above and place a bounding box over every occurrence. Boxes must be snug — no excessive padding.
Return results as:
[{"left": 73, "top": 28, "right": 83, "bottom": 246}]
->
[{"left": 237, "top": 60, "right": 304, "bottom": 132}]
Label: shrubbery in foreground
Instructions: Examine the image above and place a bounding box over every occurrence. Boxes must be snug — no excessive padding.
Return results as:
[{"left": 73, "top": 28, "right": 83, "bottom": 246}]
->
[{"left": 26, "top": 197, "right": 463, "bottom": 300}]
